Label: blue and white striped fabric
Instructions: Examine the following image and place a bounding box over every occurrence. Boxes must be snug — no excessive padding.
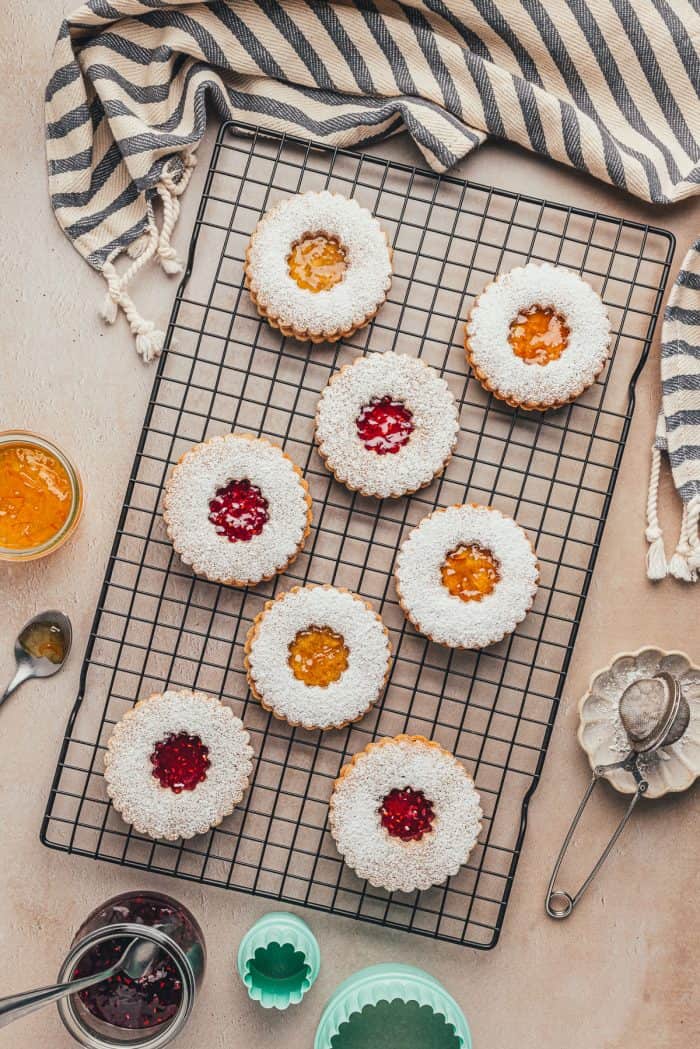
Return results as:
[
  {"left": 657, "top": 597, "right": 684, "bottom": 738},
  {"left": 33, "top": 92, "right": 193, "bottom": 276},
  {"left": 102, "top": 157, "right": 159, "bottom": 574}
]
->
[
  {"left": 646, "top": 239, "right": 700, "bottom": 583},
  {"left": 45, "top": 1, "right": 698, "bottom": 575}
]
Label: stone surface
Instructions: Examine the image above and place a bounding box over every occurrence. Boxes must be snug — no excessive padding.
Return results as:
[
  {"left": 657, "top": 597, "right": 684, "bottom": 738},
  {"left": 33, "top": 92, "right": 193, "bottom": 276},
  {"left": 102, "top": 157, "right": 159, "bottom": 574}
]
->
[{"left": 0, "top": 5, "right": 698, "bottom": 1049}]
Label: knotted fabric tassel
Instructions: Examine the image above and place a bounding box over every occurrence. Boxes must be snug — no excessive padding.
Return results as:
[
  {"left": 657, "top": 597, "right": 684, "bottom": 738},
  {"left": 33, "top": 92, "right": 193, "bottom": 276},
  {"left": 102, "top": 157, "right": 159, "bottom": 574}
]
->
[
  {"left": 687, "top": 496, "right": 700, "bottom": 573},
  {"left": 668, "top": 502, "right": 697, "bottom": 582},
  {"left": 100, "top": 221, "right": 165, "bottom": 362},
  {"left": 98, "top": 150, "right": 197, "bottom": 360},
  {"left": 156, "top": 151, "right": 197, "bottom": 275},
  {"left": 645, "top": 444, "right": 668, "bottom": 580},
  {"left": 156, "top": 183, "right": 184, "bottom": 275}
]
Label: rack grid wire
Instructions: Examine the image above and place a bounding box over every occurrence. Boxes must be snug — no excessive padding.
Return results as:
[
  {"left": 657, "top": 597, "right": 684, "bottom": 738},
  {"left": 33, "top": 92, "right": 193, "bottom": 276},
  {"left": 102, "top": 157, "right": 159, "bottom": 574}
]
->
[{"left": 42, "top": 122, "right": 674, "bottom": 950}]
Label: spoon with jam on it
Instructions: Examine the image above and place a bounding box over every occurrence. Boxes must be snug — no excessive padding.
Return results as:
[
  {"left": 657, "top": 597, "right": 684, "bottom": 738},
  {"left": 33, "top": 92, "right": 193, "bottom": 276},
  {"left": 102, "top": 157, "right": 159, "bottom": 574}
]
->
[
  {"left": 0, "top": 610, "right": 72, "bottom": 710},
  {"left": 0, "top": 936, "right": 159, "bottom": 1029}
]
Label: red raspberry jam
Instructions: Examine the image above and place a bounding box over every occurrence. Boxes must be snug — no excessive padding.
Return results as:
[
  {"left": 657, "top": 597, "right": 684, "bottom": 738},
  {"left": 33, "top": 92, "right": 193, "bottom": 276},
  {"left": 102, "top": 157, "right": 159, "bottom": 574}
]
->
[
  {"left": 208, "top": 478, "right": 269, "bottom": 542},
  {"left": 356, "top": 396, "right": 414, "bottom": 455},
  {"left": 379, "top": 786, "right": 435, "bottom": 842},
  {"left": 151, "top": 733, "right": 210, "bottom": 793},
  {"left": 75, "top": 935, "right": 182, "bottom": 1030}
]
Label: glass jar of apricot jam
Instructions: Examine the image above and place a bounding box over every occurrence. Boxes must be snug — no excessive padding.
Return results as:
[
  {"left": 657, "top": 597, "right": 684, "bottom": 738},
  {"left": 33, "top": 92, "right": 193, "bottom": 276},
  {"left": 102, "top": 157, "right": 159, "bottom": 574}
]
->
[
  {"left": 56, "top": 891, "right": 205, "bottom": 1049},
  {"left": 0, "top": 430, "right": 83, "bottom": 562}
]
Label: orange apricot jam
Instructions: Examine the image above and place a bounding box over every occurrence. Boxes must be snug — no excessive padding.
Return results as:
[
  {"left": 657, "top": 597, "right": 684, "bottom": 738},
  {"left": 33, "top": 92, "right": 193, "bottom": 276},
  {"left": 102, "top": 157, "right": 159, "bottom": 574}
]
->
[
  {"left": 0, "top": 442, "right": 73, "bottom": 551},
  {"left": 508, "top": 305, "right": 570, "bottom": 365},
  {"left": 288, "top": 234, "right": 347, "bottom": 292},
  {"left": 288, "top": 625, "right": 349, "bottom": 686},
  {"left": 441, "top": 544, "right": 501, "bottom": 602},
  {"left": 20, "top": 621, "right": 66, "bottom": 664}
]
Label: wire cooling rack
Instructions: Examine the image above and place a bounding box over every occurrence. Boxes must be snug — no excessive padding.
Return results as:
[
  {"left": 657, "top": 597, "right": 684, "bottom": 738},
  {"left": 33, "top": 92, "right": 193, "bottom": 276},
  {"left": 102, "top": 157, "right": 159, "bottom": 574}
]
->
[{"left": 42, "top": 122, "right": 674, "bottom": 949}]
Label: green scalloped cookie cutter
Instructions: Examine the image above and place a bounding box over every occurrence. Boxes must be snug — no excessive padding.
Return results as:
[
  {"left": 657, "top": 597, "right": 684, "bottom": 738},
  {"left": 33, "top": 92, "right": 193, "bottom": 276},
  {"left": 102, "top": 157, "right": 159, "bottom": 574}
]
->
[
  {"left": 314, "top": 963, "right": 471, "bottom": 1049},
  {"left": 237, "top": 911, "right": 321, "bottom": 1010}
]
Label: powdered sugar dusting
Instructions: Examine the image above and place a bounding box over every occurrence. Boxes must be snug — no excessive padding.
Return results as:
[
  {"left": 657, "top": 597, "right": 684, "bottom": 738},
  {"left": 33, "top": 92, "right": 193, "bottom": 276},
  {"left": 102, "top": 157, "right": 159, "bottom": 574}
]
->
[
  {"left": 104, "top": 689, "right": 254, "bottom": 841},
  {"left": 315, "top": 351, "right": 459, "bottom": 498},
  {"left": 246, "top": 191, "right": 392, "bottom": 337},
  {"left": 246, "top": 585, "right": 391, "bottom": 730},
  {"left": 466, "top": 263, "right": 611, "bottom": 407},
  {"left": 163, "top": 434, "right": 311, "bottom": 585},
  {"left": 395, "top": 505, "right": 539, "bottom": 648},
  {"left": 330, "top": 736, "right": 482, "bottom": 893}
]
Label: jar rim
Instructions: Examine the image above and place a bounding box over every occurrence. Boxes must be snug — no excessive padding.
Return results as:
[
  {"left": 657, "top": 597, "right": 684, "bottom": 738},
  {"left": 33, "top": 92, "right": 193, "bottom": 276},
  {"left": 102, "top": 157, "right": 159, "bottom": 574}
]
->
[
  {"left": 56, "top": 922, "right": 196, "bottom": 1049},
  {"left": 0, "top": 429, "right": 83, "bottom": 561}
]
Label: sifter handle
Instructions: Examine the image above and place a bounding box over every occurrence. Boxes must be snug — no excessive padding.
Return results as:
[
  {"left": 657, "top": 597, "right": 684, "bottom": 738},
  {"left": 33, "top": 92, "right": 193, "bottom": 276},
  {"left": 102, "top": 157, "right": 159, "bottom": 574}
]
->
[{"left": 545, "top": 760, "right": 647, "bottom": 920}]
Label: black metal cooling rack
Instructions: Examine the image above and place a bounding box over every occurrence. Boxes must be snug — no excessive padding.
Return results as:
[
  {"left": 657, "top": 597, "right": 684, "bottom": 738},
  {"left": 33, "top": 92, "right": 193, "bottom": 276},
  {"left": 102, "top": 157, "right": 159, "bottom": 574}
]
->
[{"left": 42, "top": 122, "right": 674, "bottom": 949}]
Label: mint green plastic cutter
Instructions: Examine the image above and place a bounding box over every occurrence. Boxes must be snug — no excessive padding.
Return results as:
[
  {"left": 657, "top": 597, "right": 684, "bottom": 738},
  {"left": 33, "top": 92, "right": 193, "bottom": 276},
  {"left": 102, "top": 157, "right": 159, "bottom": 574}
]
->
[
  {"left": 314, "top": 963, "right": 471, "bottom": 1049},
  {"left": 237, "top": 911, "right": 320, "bottom": 1010}
]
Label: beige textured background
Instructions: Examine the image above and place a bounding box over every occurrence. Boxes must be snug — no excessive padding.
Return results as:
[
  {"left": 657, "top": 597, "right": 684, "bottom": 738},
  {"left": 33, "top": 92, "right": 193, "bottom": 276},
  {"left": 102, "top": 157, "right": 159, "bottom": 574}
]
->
[{"left": 1, "top": 5, "right": 698, "bottom": 1048}]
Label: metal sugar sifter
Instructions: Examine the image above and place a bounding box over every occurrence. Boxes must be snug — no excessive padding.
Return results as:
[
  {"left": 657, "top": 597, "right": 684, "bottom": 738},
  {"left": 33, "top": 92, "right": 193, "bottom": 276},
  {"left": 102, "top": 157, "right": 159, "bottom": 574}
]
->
[{"left": 546, "top": 670, "right": 691, "bottom": 919}]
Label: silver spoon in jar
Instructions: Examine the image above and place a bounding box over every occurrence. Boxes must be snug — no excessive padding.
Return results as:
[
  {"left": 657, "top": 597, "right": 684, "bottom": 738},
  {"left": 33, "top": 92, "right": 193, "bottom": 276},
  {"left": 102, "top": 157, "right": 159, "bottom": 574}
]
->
[
  {"left": 0, "top": 937, "right": 159, "bottom": 1028},
  {"left": 0, "top": 610, "right": 72, "bottom": 710}
]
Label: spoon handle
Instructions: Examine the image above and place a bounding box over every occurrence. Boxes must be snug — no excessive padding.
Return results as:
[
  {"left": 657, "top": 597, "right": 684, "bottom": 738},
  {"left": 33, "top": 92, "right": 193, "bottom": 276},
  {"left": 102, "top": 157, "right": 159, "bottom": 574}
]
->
[
  {"left": 0, "top": 663, "right": 35, "bottom": 708},
  {"left": 0, "top": 963, "right": 122, "bottom": 1028}
]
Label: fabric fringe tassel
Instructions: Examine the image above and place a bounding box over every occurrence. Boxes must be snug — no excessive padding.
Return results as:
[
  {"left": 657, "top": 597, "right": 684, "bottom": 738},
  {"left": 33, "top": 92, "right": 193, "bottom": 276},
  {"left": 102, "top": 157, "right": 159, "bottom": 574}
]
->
[
  {"left": 645, "top": 444, "right": 668, "bottom": 580},
  {"left": 669, "top": 497, "right": 700, "bottom": 582},
  {"left": 645, "top": 443, "right": 699, "bottom": 583},
  {"left": 688, "top": 497, "right": 700, "bottom": 573},
  {"left": 99, "top": 151, "right": 197, "bottom": 361}
]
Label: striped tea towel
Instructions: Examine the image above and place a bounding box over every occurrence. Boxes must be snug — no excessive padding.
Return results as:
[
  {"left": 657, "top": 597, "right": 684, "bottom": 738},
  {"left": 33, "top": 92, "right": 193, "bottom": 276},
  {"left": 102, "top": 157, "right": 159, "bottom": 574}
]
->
[
  {"left": 45, "top": 1, "right": 699, "bottom": 575},
  {"left": 646, "top": 239, "right": 700, "bottom": 583}
]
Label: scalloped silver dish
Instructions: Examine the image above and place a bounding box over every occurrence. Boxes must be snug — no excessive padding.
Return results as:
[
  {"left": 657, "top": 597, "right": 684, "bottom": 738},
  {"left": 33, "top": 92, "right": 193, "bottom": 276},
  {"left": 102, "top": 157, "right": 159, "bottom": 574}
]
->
[{"left": 578, "top": 647, "right": 700, "bottom": 799}]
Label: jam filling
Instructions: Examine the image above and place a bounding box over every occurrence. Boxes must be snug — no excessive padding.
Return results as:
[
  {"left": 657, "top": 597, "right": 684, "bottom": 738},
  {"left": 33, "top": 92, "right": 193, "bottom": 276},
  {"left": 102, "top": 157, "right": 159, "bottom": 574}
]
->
[
  {"left": 0, "top": 442, "right": 72, "bottom": 550},
  {"left": 288, "top": 233, "right": 347, "bottom": 292},
  {"left": 356, "top": 397, "right": 414, "bottom": 455},
  {"left": 508, "top": 304, "right": 570, "bottom": 366},
  {"left": 441, "top": 544, "right": 500, "bottom": 602},
  {"left": 208, "top": 478, "right": 269, "bottom": 542},
  {"left": 288, "top": 626, "right": 349, "bottom": 687},
  {"left": 75, "top": 936, "right": 182, "bottom": 1031},
  {"left": 19, "top": 621, "right": 65, "bottom": 664},
  {"left": 380, "top": 787, "right": 435, "bottom": 842},
  {"left": 151, "top": 732, "right": 210, "bottom": 793}
]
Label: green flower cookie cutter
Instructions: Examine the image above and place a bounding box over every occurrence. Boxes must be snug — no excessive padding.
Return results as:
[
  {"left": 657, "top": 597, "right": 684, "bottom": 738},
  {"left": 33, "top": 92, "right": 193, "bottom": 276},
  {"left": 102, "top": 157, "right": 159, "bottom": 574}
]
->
[
  {"left": 237, "top": 911, "right": 320, "bottom": 1010},
  {"left": 314, "top": 963, "right": 471, "bottom": 1049}
]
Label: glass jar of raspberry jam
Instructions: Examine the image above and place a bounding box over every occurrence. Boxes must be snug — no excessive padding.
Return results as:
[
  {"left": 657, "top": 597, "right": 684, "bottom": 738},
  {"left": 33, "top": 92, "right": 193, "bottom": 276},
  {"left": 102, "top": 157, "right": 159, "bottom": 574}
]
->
[{"left": 56, "top": 892, "right": 205, "bottom": 1049}]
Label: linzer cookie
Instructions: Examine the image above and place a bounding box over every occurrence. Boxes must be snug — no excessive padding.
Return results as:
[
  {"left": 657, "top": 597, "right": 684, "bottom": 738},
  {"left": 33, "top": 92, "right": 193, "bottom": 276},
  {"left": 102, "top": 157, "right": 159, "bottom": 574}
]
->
[
  {"left": 465, "top": 262, "right": 611, "bottom": 410},
  {"left": 163, "top": 433, "right": 312, "bottom": 587},
  {"left": 244, "top": 191, "right": 392, "bottom": 343},
  {"left": 329, "top": 734, "right": 482, "bottom": 893},
  {"left": 104, "top": 689, "right": 254, "bottom": 841},
  {"left": 315, "top": 351, "right": 459, "bottom": 499},
  {"left": 245, "top": 584, "right": 391, "bottom": 731},
  {"left": 395, "top": 504, "right": 539, "bottom": 649}
]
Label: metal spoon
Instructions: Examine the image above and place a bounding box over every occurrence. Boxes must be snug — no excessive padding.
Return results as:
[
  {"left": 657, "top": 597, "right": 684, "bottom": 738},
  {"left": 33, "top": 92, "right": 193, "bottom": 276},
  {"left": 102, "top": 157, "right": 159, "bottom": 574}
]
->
[
  {"left": 0, "top": 610, "right": 72, "bottom": 709},
  {"left": 0, "top": 936, "right": 160, "bottom": 1028}
]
